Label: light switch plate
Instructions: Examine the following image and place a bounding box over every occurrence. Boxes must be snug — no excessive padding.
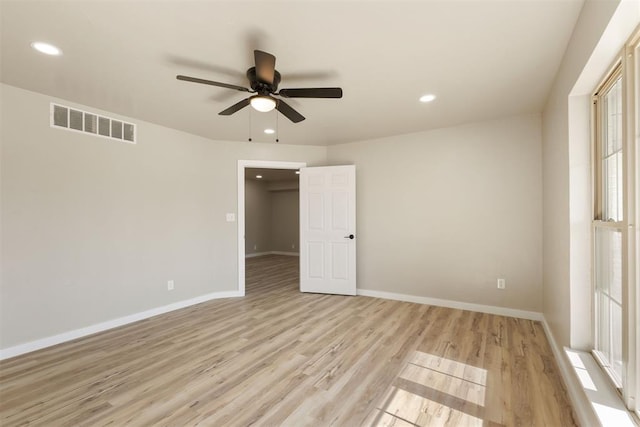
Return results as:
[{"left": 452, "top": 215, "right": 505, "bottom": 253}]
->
[{"left": 226, "top": 213, "right": 236, "bottom": 222}]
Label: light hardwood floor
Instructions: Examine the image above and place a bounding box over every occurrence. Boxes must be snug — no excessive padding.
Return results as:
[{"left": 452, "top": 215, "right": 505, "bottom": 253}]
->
[{"left": 1, "top": 255, "right": 577, "bottom": 426}]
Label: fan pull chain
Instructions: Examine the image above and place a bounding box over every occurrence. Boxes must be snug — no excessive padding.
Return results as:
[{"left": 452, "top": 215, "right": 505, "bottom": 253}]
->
[
  {"left": 275, "top": 109, "right": 279, "bottom": 143},
  {"left": 248, "top": 108, "right": 253, "bottom": 142}
]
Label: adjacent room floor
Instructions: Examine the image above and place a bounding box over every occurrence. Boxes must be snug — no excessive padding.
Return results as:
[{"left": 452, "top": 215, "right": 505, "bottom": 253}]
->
[{"left": 0, "top": 255, "right": 577, "bottom": 426}]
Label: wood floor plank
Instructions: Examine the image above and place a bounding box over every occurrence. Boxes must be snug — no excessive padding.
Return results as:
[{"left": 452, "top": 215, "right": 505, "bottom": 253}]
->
[{"left": 0, "top": 255, "right": 577, "bottom": 426}]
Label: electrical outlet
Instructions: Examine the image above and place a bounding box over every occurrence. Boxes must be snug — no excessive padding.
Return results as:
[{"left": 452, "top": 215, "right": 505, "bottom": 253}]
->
[
  {"left": 497, "top": 278, "right": 506, "bottom": 290},
  {"left": 253, "top": 244, "right": 257, "bottom": 250},
  {"left": 291, "top": 243, "right": 295, "bottom": 249},
  {"left": 168, "top": 280, "right": 174, "bottom": 291}
]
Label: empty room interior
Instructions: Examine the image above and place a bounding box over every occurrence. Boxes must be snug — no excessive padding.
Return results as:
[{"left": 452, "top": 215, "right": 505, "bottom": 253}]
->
[{"left": 1, "top": 0, "right": 640, "bottom": 426}]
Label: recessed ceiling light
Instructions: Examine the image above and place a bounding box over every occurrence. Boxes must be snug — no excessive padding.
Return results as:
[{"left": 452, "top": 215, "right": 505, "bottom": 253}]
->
[
  {"left": 31, "top": 41, "right": 62, "bottom": 56},
  {"left": 264, "top": 128, "right": 275, "bottom": 134},
  {"left": 419, "top": 94, "right": 436, "bottom": 103},
  {"left": 256, "top": 175, "right": 263, "bottom": 179}
]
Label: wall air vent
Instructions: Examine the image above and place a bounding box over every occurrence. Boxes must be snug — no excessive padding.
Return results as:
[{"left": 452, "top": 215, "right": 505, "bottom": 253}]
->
[{"left": 50, "top": 103, "right": 136, "bottom": 144}]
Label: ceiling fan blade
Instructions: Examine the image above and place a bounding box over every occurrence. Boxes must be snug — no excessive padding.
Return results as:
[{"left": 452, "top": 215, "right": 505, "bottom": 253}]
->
[
  {"left": 254, "top": 50, "right": 276, "bottom": 84},
  {"left": 177, "top": 75, "right": 251, "bottom": 92},
  {"left": 219, "top": 98, "right": 251, "bottom": 115},
  {"left": 278, "top": 88, "right": 343, "bottom": 98},
  {"left": 276, "top": 99, "right": 305, "bottom": 123}
]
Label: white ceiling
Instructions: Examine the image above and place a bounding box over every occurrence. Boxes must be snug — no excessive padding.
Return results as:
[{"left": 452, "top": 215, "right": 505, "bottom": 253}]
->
[{"left": 0, "top": 0, "right": 584, "bottom": 146}]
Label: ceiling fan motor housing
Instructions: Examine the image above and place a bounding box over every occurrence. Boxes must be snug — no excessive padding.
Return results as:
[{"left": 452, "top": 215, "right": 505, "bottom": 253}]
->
[{"left": 247, "top": 67, "right": 281, "bottom": 94}]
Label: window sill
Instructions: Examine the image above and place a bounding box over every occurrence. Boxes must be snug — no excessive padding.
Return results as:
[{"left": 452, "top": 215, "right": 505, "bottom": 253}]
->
[{"left": 565, "top": 348, "right": 638, "bottom": 426}]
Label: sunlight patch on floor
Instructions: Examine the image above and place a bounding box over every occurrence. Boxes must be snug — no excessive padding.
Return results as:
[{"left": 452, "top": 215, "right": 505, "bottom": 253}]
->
[
  {"left": 366, "top": 352, "right": 488, "bottom": 426},
  {"left": 401, "top": 351, "right": 487, "bottom": 406},
  {"left": 368, "top": 387, "right": 484, "bottom": 427},
  {"left": 409, "top": 351, "right": 487, "bottom": 385}
]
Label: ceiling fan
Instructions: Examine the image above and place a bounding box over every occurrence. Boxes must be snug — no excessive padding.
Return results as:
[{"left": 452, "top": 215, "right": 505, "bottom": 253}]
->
[{"left": 176, "top": 50, "right": 343, "bottom": 123}]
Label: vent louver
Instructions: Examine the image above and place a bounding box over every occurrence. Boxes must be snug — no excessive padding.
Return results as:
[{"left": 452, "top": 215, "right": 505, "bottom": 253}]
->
[{"left": 50, "top": 103, "right": 136, "bottom": 144}]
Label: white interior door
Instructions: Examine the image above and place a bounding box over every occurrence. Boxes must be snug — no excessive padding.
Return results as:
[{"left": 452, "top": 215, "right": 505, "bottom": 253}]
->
[{"left": 300, "top": 165, "right": 356, "bottom": 295}]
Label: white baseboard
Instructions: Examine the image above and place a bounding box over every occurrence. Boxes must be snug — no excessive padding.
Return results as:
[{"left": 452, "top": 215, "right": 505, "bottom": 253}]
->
[
  {"left": 245, "top": 251, "right": 299, "bottom": 258},
  {"left": 270, "top": 251, "right": 299, "bottom": 256},
  {"left": 356, "top": 288, "right": 544, "bottom": 321},
  {"left": 540, "top": 319, "right": 598, "bottom": 427},
  {"left": 245, "top": 251, "right": 271, "bottom": 258},
  {"left": 0, "top": 290, "right": 243, "bottom": 360},
  {"left": 541, "top": 319, "right": 638, "bottom": 427}
]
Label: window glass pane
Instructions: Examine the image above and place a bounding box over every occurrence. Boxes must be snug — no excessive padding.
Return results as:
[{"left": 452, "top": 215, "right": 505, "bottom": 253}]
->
[
  {"left": 597, "top": 292, "right": 611, "bottom": 356},
  {"left": 601, "top": 77, "right": 623, "bottom": 221},
  {"left": 617, "top": 152, "right": 623, "bottom": 219},
  {"left": 595, "top": 228, "right": 622, "bottom": 302},
  {"left": 611, "top": 301, "right": 623, "bottom": 382},
  {"left": 603, "top": 152, "right": 623, "bottom": 221},
  {"left": 594, "top": 227, "right": 623, "bottom": 385}
]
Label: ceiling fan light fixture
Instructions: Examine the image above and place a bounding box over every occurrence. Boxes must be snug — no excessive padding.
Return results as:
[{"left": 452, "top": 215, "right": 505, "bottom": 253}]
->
[{"left": 250, "top": 96, "right": 276, "bottom": 112}]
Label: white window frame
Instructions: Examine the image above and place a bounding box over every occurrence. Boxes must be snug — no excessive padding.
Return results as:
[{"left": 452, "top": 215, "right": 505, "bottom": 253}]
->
[
  {"left": 592, "top": 62, "right": 625, "bottom": 389},
  {"left": 591, "top": 27, "right": 639, "bottom": 416},
  {"left": 627, "top": 28, "right": 639, "bottom": 419}
]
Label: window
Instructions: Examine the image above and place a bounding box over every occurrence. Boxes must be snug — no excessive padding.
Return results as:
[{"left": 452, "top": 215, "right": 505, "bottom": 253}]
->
[
  {"left": 593, "top": 65, "right": 624, "bottom": 387},
  {"left": 591, "top": 28, "right": 639, "bottom": 417}
]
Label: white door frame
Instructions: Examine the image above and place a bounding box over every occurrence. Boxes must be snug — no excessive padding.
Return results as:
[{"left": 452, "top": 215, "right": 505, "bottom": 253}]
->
[{"left": 237, "top": 160, "right": 307, "bottom": 295}]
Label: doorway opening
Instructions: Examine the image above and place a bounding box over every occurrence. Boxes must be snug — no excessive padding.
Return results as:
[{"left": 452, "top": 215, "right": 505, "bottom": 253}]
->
[{"left": 237, "top": 160, "right": 306, "bottom": 295}]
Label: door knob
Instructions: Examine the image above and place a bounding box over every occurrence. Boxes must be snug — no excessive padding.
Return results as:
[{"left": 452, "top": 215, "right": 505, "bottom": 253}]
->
[{"left": 344, "top": 234, "right": 355, "bottom": 239}]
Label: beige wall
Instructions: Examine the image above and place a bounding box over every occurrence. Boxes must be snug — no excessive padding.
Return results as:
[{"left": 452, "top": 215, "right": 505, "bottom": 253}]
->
[
  {"left": 270, "top": 190, "right": 299, "bottom": 253},
  {"left": 0, "top": 84, "right": 326, "bottom": 349},
  {"left": 244, "top": 179, "right": 272, "bottom": 255},
  {"left": 327, "top": 114, "right": 543, "bottom": 312},
  {"left": 244, "top": 179, "right": 299, "bottom": 255},
  {"left": 5, "top": 72, "right": 592, "bottom": 351}
]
